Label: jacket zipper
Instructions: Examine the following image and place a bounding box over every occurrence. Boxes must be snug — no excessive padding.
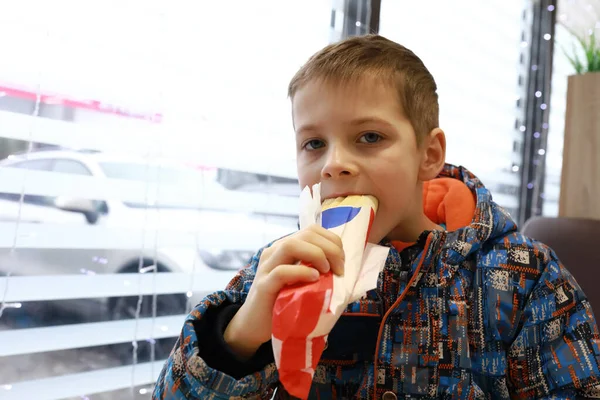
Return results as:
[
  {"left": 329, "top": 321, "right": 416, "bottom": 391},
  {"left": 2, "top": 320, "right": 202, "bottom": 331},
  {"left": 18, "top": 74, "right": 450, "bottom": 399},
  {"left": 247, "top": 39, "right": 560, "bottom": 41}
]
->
[{"left": 372, "top": 233, "right": 434, "bottom": 398}]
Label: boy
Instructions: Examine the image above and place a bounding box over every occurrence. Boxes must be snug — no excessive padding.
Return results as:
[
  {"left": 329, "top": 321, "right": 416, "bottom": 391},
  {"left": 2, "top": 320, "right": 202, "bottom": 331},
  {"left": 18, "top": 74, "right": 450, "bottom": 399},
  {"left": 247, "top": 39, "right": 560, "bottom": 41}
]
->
[{"left": 153, "top": 35, "right": 600, "bottom": 399}]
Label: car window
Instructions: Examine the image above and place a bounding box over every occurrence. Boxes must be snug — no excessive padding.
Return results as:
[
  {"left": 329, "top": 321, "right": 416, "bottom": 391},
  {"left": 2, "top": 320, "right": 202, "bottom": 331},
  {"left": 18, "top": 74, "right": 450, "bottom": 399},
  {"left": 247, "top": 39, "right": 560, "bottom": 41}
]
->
[
  {"left": 98, "top": 162, "right": 200, "bottom": 184},
  {"left": 52, "top": 159, "right": 93, "bottom": 176},
  {"left": 9, "top": 159, "right": 53, "bottom": 171},
  {"left": 98, "top": 161, "right": 224, "bottom": 209},
  {"left": 52, "top": 159, "right": 109, "bottom": 214},
  {"left": 0, "top": 159, "right": 54, "bottom": 206}
]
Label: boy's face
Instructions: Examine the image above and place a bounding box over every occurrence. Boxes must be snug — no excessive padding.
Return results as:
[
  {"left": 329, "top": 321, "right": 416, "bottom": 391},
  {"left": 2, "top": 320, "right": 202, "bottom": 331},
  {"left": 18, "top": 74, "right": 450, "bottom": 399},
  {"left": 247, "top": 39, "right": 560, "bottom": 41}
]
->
[{"left": 292, "top": 78, "right": 443, "bottom": 243}]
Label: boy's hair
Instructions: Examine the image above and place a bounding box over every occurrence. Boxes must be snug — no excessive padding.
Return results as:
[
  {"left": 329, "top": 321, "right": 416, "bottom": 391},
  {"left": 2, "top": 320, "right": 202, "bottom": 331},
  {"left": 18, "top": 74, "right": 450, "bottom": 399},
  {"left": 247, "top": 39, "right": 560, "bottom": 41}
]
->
[{"left": 288, "top": 34, "right": 439, "bottom": 142}]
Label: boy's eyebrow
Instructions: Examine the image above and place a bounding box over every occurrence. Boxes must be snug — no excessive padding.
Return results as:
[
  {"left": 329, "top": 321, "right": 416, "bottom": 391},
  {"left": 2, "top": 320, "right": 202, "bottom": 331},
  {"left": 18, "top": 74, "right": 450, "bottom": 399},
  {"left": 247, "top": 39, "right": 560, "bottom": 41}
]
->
[
  {"left": 295, "top": 124, "right": 318, "bottom": 135},
  {"left": 296, "top": 117, "right": 394, "bottom": 135},
  {"left": 349, "top": 116, "right": 394, "bottom": 127}
]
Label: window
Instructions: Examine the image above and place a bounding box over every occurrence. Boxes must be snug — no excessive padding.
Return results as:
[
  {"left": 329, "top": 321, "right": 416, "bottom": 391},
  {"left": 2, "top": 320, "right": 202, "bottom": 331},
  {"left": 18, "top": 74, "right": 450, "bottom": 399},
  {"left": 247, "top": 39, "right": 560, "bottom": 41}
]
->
[
  {"left": 217, "top": 169, "right": 301, "bottom": 197},
  {"left": 0, "top": 159, "right": 54, "bottom": 206},
  {"left": 0, "top": 2, "right": 544, "bottom": 398},
  {"left": 379, "top": 0, "right": 527, "bottom": 218},
  {"left": 99, "top": 162, "right": 203, "bottom": 185},
  {"left": 10, "top": 158, "right": 53, "bottom": 171},
  {"left": 0, "top": 1, "right": 328, "bottom": 398},
  {"left": 542, "top": 22, "right": 581, "bottom": 216},
  {"left": 52, "top": 159, "right": 92, "bottom": 176}
]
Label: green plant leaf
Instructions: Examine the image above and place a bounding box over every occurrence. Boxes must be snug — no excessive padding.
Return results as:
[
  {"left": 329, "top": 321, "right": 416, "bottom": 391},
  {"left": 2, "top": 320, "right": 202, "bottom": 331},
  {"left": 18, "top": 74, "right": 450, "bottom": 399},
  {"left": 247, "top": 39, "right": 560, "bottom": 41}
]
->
[
  {"left": 562, "top": 25, "right": 600, "bottom": 74},
  {"left": 585, "top": 32, "right": 596, "bottom": 71},
  {"left": 591, "top": 48, "right": 600, "bottom": 72},
  {"left": 572, "top": 42, "right": 585, "bottom": 74},
  {"left": 561, "top": 44, "right": 581, "bottom": 74},
  {"left": 591, "top": 48, "right": 600, "bottom": 71}
]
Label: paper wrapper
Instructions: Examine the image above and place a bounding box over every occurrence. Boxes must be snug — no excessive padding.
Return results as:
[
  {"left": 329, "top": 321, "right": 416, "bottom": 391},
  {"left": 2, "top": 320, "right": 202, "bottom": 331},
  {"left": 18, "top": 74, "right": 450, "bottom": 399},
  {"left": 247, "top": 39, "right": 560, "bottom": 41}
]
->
[{"left": 271, "top": 183, "right": 390, "bottom": 399}]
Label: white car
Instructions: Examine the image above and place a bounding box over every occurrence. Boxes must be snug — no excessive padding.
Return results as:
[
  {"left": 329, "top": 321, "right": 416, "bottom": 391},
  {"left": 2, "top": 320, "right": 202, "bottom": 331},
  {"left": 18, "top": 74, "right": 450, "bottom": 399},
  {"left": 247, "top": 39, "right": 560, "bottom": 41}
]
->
[{"left": 0, "top": 150, "right": 297, "bottom": 356}]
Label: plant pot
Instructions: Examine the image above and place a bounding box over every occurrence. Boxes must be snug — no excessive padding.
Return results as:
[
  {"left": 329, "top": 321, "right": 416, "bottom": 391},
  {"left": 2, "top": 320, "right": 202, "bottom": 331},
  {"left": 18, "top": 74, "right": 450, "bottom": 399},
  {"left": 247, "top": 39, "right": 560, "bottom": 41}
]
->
[{"left": 559, "top": 72, "right": 600, "bottom": 220}]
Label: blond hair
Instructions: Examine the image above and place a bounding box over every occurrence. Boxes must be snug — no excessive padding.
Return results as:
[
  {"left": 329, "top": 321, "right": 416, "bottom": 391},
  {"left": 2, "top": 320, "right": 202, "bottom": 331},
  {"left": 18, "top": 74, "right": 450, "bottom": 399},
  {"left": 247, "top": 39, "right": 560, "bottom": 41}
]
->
[{"left": 288, "top": 34, "right": 439, "bottom": 142}]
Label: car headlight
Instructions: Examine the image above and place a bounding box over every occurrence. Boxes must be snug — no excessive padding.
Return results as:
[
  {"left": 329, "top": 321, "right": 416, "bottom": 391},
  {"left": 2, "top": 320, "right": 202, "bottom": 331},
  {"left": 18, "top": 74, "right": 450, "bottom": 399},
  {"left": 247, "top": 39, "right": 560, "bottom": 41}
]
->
[{"left": 198, "top": 249, "right": 255, "bottom": 270}]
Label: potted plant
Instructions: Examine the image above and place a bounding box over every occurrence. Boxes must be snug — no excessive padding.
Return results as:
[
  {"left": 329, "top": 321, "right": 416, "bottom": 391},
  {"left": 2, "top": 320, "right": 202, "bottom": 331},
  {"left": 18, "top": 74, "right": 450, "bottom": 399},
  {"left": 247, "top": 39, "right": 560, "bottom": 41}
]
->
[{"left": 558, "top": 24, "right": 600, "bottom": 220}]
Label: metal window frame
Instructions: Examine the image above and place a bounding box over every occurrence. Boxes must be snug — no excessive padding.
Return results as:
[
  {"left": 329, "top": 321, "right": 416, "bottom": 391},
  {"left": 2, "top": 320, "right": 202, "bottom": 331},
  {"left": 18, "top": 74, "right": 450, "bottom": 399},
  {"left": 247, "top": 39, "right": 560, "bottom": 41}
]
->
[
  {"left": 331, "top": 0, "right": 381, "bottom": 41},
  {"left": 518, "top": 0, "right": 558, "bottom": 226}
]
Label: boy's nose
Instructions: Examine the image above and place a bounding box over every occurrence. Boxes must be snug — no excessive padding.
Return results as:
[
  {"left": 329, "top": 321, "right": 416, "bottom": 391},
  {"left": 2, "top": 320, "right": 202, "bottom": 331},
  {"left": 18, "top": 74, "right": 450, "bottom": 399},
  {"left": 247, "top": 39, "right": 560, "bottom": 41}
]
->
[{"left": 321, "top": 147, "right": 358, "bottom": 179}]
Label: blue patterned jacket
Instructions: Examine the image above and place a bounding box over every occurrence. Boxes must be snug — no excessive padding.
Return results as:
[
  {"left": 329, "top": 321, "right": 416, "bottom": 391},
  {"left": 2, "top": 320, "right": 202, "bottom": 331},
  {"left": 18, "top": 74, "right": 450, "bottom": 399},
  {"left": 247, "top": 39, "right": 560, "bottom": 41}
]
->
[{"left": 153, "top": 165, "right": 600, "bottom": 399}]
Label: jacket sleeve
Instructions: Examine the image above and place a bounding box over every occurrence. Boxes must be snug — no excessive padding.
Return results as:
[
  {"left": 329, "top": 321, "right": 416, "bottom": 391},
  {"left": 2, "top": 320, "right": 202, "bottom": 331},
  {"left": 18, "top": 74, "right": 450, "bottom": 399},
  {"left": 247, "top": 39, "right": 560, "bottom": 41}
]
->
[
  {"left": 152, "top": 246, "right": 279, "bottom": 400},
  {"left": 506, "top": 246, "right": 600, "bottom": 399}
]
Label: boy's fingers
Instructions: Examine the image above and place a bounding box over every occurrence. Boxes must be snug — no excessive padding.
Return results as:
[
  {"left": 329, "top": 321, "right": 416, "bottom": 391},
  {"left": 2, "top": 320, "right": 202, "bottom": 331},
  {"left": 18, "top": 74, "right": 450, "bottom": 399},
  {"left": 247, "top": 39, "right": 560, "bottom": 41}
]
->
[
  {"left": 307, "top": 224, "right": 344, "bottom": 250},
  {"left": 272, "top": 240, "right": 331, "bottom": 274},
  {"left": 258, "top": 227, "right": 345, "bottom": 276},
  {"left": 264, "top": 264, "right": 320, "bottom": 294},
  {"left": 301, "top": 232, "right": 345, "bottom": 276}
]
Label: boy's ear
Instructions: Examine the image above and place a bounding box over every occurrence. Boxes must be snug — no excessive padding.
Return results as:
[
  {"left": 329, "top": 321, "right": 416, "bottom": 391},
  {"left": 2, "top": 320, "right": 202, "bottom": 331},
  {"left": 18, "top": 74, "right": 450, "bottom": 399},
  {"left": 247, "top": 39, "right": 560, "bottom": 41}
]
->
[{"left": 418, "top": 127, "right": 446, "bottom": 181}]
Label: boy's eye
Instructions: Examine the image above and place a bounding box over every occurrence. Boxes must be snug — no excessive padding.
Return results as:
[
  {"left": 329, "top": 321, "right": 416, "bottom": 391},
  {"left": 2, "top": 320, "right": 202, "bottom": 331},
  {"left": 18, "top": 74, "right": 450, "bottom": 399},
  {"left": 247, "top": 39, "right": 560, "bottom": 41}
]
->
[
  {"left": 303, "top": 139, "right": 325, "bottom": 150},
  {"left": 359, "top": 132, "right": 382, "bottom": 144}
]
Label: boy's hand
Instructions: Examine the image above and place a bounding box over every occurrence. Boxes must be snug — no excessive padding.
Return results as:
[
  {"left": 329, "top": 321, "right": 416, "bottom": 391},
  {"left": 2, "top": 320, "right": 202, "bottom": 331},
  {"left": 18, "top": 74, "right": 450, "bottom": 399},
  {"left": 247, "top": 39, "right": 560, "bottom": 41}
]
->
[{"left": 223, "top": 224, "right": 345, "bottom": 359}]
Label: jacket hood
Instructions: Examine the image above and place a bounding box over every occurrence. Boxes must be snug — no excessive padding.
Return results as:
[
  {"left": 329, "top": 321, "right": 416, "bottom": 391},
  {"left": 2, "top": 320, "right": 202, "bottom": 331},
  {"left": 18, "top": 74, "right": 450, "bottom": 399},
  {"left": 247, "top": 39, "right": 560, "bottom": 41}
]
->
[{"left": 429, "top": 164, "right": 518, "bottom": 278}]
